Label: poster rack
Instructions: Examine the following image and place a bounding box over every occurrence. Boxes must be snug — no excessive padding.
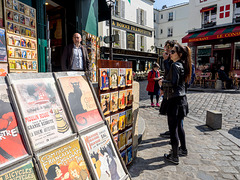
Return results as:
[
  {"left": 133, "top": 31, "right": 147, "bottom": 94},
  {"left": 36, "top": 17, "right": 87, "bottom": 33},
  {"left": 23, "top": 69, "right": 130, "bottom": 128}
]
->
[
  {"left": 53, "top": 71, "right": 104, "bottom": 134},
  {"left": 97, "top": 59, "right": 134, "bottom": 166},
  {"left": 6, "top": 73, "right": 75, "bottom": 152},
  {"left": 3, "top": 0, "right": 38, "bottom": 73},
  {"left": 0, "top": 76, "right": 31, "bottom": 171},
  {"left": 0, "top": 28, "right": 8, "bottom": 76}
]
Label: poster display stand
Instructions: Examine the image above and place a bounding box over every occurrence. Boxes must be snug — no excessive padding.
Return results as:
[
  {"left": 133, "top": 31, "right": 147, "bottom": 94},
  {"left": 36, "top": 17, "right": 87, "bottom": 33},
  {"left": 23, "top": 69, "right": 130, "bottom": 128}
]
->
[
  {"left": 97, "top": 60, "right": 134, "bottom": 166},
  {"left": 0, "top": 28, "right": 8, "bottom": 76}
]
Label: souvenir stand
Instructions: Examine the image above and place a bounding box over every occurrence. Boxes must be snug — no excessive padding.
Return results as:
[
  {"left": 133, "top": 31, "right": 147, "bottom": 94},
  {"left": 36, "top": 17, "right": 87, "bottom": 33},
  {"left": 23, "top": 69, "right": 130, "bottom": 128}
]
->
[
  {"left": 4, "top": 0, "right": 38, "bottom": 73},
  {"left": 0, "top": 76, "right": 39, "bottom": 178},
  {"left": 98, "top": 59, "right": 134, "bottom": 166},
  {"left": 54, "top": 71, "right": 131, "bottom": 180}
]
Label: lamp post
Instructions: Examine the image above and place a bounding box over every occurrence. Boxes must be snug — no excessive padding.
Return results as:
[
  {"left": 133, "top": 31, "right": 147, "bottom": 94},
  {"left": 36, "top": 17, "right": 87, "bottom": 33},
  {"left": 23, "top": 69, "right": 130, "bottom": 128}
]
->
[{"left": 106, "top": 0, "right": 115, "bottom": 60}]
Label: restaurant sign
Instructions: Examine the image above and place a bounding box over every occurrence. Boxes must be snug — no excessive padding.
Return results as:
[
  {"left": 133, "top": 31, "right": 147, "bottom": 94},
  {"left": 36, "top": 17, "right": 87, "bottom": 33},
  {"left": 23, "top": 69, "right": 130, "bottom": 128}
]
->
[{"left": 107, "top": 20, "right": 152, "bottom": 37}]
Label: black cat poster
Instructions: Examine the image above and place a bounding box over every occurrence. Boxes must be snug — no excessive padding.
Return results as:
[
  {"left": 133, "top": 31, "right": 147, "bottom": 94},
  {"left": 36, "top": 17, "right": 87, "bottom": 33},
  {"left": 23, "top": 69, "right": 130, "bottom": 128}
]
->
[{"left": 58, "top": 76, "right": 103, "bottom": 131}]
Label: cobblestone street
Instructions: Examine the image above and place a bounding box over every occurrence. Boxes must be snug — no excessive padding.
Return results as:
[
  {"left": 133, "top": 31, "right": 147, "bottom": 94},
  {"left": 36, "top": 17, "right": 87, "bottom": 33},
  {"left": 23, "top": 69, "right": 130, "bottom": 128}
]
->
[{"left": 129, "top": 80, "right": 240, "bottom": 180}]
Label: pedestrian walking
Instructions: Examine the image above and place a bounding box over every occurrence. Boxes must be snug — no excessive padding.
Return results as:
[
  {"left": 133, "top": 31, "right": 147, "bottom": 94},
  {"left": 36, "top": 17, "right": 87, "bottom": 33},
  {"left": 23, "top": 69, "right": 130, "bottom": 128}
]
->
[
  {"left": 146, "top": 63, "right": 161, "bottom": 107},
  {"left": 159, "top": 42, "right": 192, "bottom": 165}
]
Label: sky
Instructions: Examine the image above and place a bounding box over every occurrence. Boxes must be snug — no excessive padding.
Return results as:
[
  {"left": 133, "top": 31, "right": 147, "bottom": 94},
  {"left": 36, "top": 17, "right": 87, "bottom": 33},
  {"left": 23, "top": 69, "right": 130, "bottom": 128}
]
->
[{"left": 154, "top": 0, "right": 189, "bottom": 10}]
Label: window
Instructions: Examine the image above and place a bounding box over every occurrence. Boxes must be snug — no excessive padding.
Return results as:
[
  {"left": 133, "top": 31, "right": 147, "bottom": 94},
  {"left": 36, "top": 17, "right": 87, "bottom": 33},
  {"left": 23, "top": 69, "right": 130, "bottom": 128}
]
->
[
  {"left": 168, "top": 12, "right": 173, "bottom": 21},
  {"left": 167, "top": 28, "right": 173, "bottom": 37},
  {"left": 140, "top": 9, "right": 144, "bottom": 25},
  {"left": 160, "top": 29, "right": 163, "bottom": 34},
  {"left": 113, "top": 0, "right": 120, "bottom": 17},
  {"left": 154, "top": 30, "right": 156, "bottom": 38},
  {"left": 140, "top": 36, "right": 144, "bottom": 51},
  {"left": 154, "top": 13, "right": 156, "bottom": 22},
  {"left": 161, "top": 14, "right": 163, "bottom": 19},
  {"left": 219, "top": 4, "right": 230, "bottom": 19},
  {"left": 202, "top": 6, "right": 216, "bottom": 28},
  {"left": 234, "top": 3, "right": 240, "bottom": 22},
  {"left": 113, "top": 29, "right": 120, "bottom": 48}
]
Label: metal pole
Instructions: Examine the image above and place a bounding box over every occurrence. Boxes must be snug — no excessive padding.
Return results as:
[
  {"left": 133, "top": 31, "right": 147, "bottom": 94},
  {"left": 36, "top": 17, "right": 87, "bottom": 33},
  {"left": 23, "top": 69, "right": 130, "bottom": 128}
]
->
[{"left": 109, "top": 4, "right": 113, "bottom": 60}]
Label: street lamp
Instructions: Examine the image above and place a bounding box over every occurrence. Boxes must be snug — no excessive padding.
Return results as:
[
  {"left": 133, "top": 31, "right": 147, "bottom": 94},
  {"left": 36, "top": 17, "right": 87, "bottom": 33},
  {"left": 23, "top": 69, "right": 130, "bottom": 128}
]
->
[{"left": 106, "top": 0, "right": 115, "bottom": 60}]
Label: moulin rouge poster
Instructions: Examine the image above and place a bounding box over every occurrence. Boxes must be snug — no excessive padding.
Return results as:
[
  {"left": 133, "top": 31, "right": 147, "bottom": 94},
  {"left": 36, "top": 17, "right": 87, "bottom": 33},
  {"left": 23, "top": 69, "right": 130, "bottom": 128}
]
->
[
  {"left": 82, "top": 126, "right": 126, "bottom": 180},
  {"left": 12, "top": 78, "right": 72, "bottom": 150},
  {"left": 0, "top": 84, "right": 27, "bottom": 165},
  {"left": 58, "top": 76, "right": 103, "bottom": 131},
  {"left": 0, "top": 161, "right": 38, "bottom": 180},
  {"left": 39, "top": 139, "right": 91, "bottom": 180}
]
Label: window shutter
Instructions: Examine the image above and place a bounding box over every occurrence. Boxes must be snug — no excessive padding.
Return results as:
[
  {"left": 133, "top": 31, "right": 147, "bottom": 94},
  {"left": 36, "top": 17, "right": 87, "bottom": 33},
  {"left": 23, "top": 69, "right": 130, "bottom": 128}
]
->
[
  {"left": 173, "top": 11, "right": 176, "bottom": 20},
  {"left": 144, "top": 37, "right": 147, "bottom": 51},
  {"left": 121, "top": 0, "right": 125, "bottom": 19},
  {"left": 137, "top": 35, "right": 140, "bottom": 51},
  {"left": 136, "top": 8, "right": 140, "bottom": 24},
  {"left": 144, "top": 10, "right": 147, "bottom": 26},
  {"left": 121, "top": 31, "right": 126, "bottom": 49}
]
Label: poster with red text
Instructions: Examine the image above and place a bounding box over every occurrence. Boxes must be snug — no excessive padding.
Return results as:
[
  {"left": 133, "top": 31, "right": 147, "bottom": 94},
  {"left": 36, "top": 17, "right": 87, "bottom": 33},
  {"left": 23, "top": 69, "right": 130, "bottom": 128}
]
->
[
  {"left": 58, "top": 76, "right": 103, "bottom": 131},
  {"left": 81, "top": 126, "right": 126, "bottom": 180},
  {"left": 12, "top": 78, "right": 72, "bottom": 150},
  {"left": 39, "top": 139, "right": 91, "bottom": 180},
  {"left": 0, "top": 84, "right": 27, "bottom": 165}
]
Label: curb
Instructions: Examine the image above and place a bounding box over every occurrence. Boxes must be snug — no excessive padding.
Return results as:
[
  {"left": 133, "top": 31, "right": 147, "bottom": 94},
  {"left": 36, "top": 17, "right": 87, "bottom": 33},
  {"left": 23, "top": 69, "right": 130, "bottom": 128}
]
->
[
  {"left": 138, "top": 116, "right": 146, "bottom": 145},
  {"left": 188, "top": 87, "right": 240, "bottom": 94}
]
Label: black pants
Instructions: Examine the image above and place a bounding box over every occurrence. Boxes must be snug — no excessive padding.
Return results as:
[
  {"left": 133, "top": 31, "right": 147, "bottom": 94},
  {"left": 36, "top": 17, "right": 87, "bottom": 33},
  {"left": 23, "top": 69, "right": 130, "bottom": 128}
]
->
[
  {"left": 167, "top": 113, "right": 186, "bottom": 158},
  {"left": 150, "top": 95, "right": 159, "bottom": 104}
]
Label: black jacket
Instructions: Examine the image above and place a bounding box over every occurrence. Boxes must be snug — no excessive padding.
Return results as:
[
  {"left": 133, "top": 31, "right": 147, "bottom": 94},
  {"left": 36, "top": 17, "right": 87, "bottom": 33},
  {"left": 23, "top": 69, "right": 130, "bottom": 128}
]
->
[{"left": 162, "top": 60, "right": 186, "bottom": 99}]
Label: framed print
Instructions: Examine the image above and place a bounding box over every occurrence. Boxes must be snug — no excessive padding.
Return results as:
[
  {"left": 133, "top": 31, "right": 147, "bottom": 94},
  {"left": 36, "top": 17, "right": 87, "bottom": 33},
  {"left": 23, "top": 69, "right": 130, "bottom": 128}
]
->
[
  {"left": 31, "top": 39, "right": 36, "bottom": 49},
  {"left": 0, "top": 29, "right": 7, "bottom": 62},
  {"left": 127, "top": 146, "right": 133, "bottom": 165},
  {"left": 100, "top": 93, "right": 110, "bottom": 115},
  {"left": 110, "top": 91, "right": 118, "bottom": 112},
  {"left": 126, "top": 69, "right": 132, "bottom": 86},
  {"left": 118, "top": 90, "right": 126, "bottom": 109},
  {"left": 81, "top": 125, "right": 126, "bottom": 180},
  {"left": 21, "top": 37, "right": 26, "bottom": 47},
  {"left": 15, "top": 60, "right": 21, "bottom": 69},
  {"left": 119, "top": 132, "right": 126, "bottom": 151},
  {"left": 111, "top": 113, "right": 119, "bottom": 134},
  {"left": 18, "top": 2, "right": 25, "bottom": 14},
  {"left": 26, "top": 50, "right": 31, "bottom": 59},
  {"left": 10, "top": 77, "right": 72, "bottom": 150},
  {"left": 26, "top": 38, "right": 31, "bottom": 48},
  {"left": 58, "top": 75, "right": 103, "bottom": 131},
  {"left": 31, "top": 50, "right": 37, "bottom": 59},
  {"left": 118, "top": 68, "right": 126, "bottom": 87},
  {"left": 125, "top": 109, "right": 133, "bottom": 126},
  {"left": 0, "top": 63, "right": 8, "bottom": 76},
  {"left": 21, "top": 49, "right": 26, "bottom": 58},
  {"left": 13, "top": 12, "right": 19, "bottom": 23},
  {"left": 14, "top": 48, "right": 21, "bottom": 58},
  {"left": 109, "top": 68, "right": 118, "bottom": 89},
  {"left": 38, "top": 139, "right": 91, "bottom": 180},
  {"left": 30, "top": 18, "right": 35, "bottom": 28},
  {"left": 126, "top": 89, "right": 133, "bottom": 107},
  {"left": 31, "top": 29, "right": 36, "bottom": 37},
  {"left": 14, "top": 35, "right": 20, "bottom": 46},
  {"left": 27, "top": 61, "right": 32, "bottom": 70},
  {"left": 9, "top": 60, "right": 16, "bottom": 69},
  {"left": 25, "top": 5, "right": 29, "bottom": 16},
  {"left": 29, "top": 8, "right": 35, "bottom": 18},
  {"left": 105, "top": 116, "right": 111, "bottom": 127},
  {"left": 125, "top": 127, "right": 133, "bottom": 146},
  {"left": 19, "top": 14, "right": 25, "bottom": 25},
  {"left": 12, "top": 0, "right": 18, "bottom": 11},
  {"left": 20, "top": 26, "right": 26, "bottom": 35},
  {"left": 99, "top": 68, "right": 109, "bottom": 90},
  {"left": 7, "top": 22, "right": 14, "bottom": 33},
  {"left": 0, "top": 82, "right": 28, "bottom": 166},
  {"left": 32, "top": 60, "right": 37, "bottom": 70},
  {"left": 119, "top": 111, "right": 126, "bottom": 131},
  {"left": 8, "top": 47, "right": 14, "bottom": 57},
  {"left": 7, "top": 34, "right": 14, "bottom": 46},
  {"left": 6, "top": 0, "right": 13, "bottom": 9},
  {"left": 6, "top": 10, "right": 13, "bottom": 21},
  {"left": 25, "top": 16, "right": 30, "bottom": 26},
  {"left": 21, "top": 60, "right": 27, "bottom": 69},
  {"left": 113, "top": 134, "right": 119, "bottom": 148},
  {"left": 13, "top": 24, "right": 20, "bottom": 34},
  {"left": 121, "top": 150, "right": 127, "bottom": 165}
]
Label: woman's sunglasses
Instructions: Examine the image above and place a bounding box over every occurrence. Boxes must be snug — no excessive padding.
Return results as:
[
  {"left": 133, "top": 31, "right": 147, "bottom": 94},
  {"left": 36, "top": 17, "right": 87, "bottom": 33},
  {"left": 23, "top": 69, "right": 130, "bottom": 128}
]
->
[{"left": 170, "top": 50, "right": 176, "bottom": 54}]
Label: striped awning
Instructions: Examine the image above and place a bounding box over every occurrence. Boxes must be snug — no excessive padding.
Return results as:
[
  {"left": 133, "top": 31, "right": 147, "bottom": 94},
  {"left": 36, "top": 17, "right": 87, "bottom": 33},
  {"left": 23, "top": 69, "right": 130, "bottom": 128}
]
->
[
  {"left": 182, "top": 26, "right": 240, "bottom": 43},
  {"left": 200, "top": 6, "right": 215, "bottom": 13}
]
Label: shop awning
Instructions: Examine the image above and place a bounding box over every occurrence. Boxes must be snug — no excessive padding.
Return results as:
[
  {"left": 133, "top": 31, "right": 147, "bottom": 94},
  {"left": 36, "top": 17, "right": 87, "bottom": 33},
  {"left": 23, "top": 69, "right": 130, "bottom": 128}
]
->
[
  {"left": 200, "top": 6, "right": 215, "bottom": 13},
  {"left": 182, "top": 26, "right": 240, "bottom": 43},
  {"left": 233, "top": 0, "right": 240, "bottom": 4}
]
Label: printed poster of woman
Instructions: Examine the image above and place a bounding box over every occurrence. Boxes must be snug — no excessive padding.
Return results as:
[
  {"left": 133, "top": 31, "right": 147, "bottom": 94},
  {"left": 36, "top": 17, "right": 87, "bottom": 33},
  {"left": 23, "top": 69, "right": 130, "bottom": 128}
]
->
[
  {"left": 118, "top": 90, "right": 126, "bottom": 109},
  {"left": 126, "top": 69, "right": 132, "bottom": 86},
  {"left": 58, "top": 76, "right": 103, "bottom": 131},
  {"left": 110, "top": 113, "right": 119, "bottom": 134},
  {"left": 0, "top": 28, "right": 7, "bottom": 62},
  {"left": 12, "top": 78, "right": 72, "bottom": 150},
  {"left": 99, "top": 68, "right": 109, "bottom": 90},
  {"left": 39, "top": 139, "right": 91, "bottom": 180},
  {"left": 109, "top": 68, "right": 118, "bottom": 89},
  {"left": 110, "top": 91, "right": 118, "bottom": 112},
  {"left": 82, "top": 126, "right": 126, "bottom": 180},
  {"left": 126, "top": 89, "right": 133, "bottom": 106},
  {"left": 0, "top": 83, "right": 27, "bottom": 165},
  {"left": 100, "top": 93, "right": 110, "bottom": 115},
  {"left": 118, "top": 68, "right": 126, "bottom": 87},
  {"left": 125, "top": 109, "right": 133, "bottom": 126}
]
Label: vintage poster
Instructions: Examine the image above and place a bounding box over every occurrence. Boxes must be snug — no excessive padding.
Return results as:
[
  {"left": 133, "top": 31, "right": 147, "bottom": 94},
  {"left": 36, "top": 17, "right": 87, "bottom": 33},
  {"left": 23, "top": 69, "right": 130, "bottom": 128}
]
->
[
  {"left": 100, "top": 93, "right": 110, "bottom": 116},
  {"left": 25, "top": 6, "right": 29, "bottom": 16},
  {"left": 99, "top": 68, "right": 109, "bottom": 90},
  {"left": 12, "top": 78, "right": 72, "bottom": 150},
  {"left": 126, "top": 69, "right": 132, "bottom": 86},
  {"left": 12, "top": 0, "right": 18, "bottom": 11},
  {"left": 105, "top": 116, "right": 110, "bottom": 127},
  {"left": 125, "top": 127, "right": 133, "bottom": 146},
  {"left": 118, "top": 90, "right": 126, "bottom": 109},
  {"left": 118, "top": 68, "right": 126, "bottom": 87},
  {"left": 0, "top": 29, "right": 7, "bottom": 62},
  {"left": 109, "top": 68, "right": 118, "bottom": 89},
  {"left": 20, "top": 26, "right": 25, "bottom": 35},
  {"left": 30, "top": 8, "right": 35, "bottom": 18},
  {"left": 7, "top": 34, "right": 14, "bottom": 46},
  {"left": 110, "top": 91, "right": 118, "bottom": 112},
  {"left": 39, "top": 139, "right": 91, "bottom": 180},
  {"left": 15, "top": 60, "right": 21, "bottom": 69},
  {"left": 21, "top": 49, "right": 26, "bottom": 58},
  {"left": 0, "top": 161, "right": 38, "bottom": 180},
  {"left": 19, "top": 14, "right": 25, "bottom": 25},
  {"left": 9, "top": 60, "right": 15, "bottom": 69},
  {"left": 58, "top": 76, "right": 103, "bottom": 131},
  {"left": 7, "top": 22, "right": 13, "bottom": 33},
  {"left": 126, "top": 109, "right": 133, "bottom": 126},
  {"left": 13, "top": 24, "right": 20, "bottom": 34},
  {"left": 113, "top": 134, "right": 119, "bottom": 148},
  {"left": 0, "top": 63, "right": 8, "bottom": 76},
  {"left": 110, "top": 113, "right": 119, "bottom": 134},
  {"left": 13, "top": 12, "right": 19, "bottom": 23},
  {"left": 14, "top": 48, "right": 21, "bottom": 58},
  {"left": 126, "top": 89, "right": 133, "bottom": 107},
  {"left": 14, "top": 35, "right": 20, "bottom": 46},
  {"left": 27, "top": 61, "right": 32, "bottom": 70},
  {"left": 6, "top": 0, "right": 13, "bottom": 8},
  {"left": 119, "top": 132, "right": 126, "bottom": 151},
  {"left": 0, "top": 84, "right": 27, "bottom": 165},
  {"left": 21, "top": 37, "right": 26, "bottom": 47},
  {"left": 6, "top": 10, "right": 13, "bottom": 21},
  {"left": 25, "top": 16, "right": 30, "bottom": 26},
  {"left": 8, "top": 47, "right": 14, "bottom": 57},
  {"left": 127, "top": 146, "right": 133, "bottom": 165},
  {"left": 119, "top": 111, "right": 126, "bottom": 131},
  {"left": 32, "top": 61, "right": 37, "bottom": 69},
  {"left": 81, "top": 126, "right": 126, "bottom": 180},
  {"left": 19, "top": 3, "right": 25, "bottom": 14},
  {"left": 121, "top": 150, "right": 127, "bottom": 165}
]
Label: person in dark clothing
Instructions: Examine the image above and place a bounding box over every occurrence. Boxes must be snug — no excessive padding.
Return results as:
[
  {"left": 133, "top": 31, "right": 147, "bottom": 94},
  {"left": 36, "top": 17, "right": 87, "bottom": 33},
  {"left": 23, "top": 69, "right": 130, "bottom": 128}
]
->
[
  {"left": 159, "top": 42, "right": 192, "bottom": 165},
  {"left": 146, "top": 63, "right": 161, "bottom": 107},
  {"left": 218, "top": 66, "right": 233, "bottom": 89}
]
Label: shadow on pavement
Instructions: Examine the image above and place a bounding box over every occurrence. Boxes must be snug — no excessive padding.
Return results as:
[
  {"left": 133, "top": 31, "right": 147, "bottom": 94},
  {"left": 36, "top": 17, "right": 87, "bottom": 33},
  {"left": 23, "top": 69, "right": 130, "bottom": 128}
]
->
[
  {"left": 228, "top": 127, "right": 240, "bottom": 139},
  {"left": 195, "top": 125, "right": 213, "bottom": 133}
]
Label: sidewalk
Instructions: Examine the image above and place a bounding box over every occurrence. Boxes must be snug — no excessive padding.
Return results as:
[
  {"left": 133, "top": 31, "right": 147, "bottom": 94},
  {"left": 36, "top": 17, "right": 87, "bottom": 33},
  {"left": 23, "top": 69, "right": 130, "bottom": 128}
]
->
[{"left": 129, "top": 99, "right": 240, "bottom": 180}]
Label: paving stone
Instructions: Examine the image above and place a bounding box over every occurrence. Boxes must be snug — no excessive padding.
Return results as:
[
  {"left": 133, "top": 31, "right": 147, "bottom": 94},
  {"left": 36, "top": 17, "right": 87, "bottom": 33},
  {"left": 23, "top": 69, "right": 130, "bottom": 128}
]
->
[
  {"left": 231, "top": 150, "right": 240, "bottom": 155},
  {"left": 222, "top": 174, "right": 236, "bottom": 180},
  {"left": 213, "top": 161, "right": 231, "bottom": 167},
  {"left": 219, "top": 166, "right": 239, "bottom": 174},
  {"left": 197, "top": 171, "right": 215, "bottom": 180},
  {"left": 230, "top": 161, "right": 240, "bottom": 167},
  {"left": 198, "top": 166, "right": 219, "bottom": 172}
]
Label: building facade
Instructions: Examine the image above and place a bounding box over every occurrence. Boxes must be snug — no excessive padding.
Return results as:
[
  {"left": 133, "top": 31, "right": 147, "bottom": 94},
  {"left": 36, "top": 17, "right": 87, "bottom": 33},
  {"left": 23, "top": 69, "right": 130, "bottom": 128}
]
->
[
  {"left": 98, "top": 0, "right": 158, "bottom": 72},
  {"left": 154, "top": 2, "right": 189, "bottom": 48},
  {"left": 183, "top": 0, "right": 240, "bottom": 74}
]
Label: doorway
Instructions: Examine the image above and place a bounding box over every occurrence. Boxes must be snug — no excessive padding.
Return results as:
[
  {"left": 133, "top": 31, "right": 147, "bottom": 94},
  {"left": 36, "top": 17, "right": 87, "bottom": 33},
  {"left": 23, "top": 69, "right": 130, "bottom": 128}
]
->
[
  {"left": 46, "top": 0, "right": 67, "bottom": 72},
  {"left": 213, "top": 49, "right": 231, "bottom": 73}
]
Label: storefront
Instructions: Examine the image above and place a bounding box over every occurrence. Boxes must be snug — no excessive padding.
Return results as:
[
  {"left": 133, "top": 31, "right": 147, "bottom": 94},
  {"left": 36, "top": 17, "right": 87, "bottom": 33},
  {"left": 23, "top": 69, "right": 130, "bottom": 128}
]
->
[
  {"left": 100, "top": 46, "right": 159, "bottom": 72},
  {"left": 182, "top": 24, "right": 240, "bottom": 75}
]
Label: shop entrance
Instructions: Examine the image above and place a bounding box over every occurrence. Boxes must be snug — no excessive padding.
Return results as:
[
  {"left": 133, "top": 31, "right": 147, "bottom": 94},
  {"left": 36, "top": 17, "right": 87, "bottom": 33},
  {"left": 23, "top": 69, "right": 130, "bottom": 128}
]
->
[
  {"left": 213, "top": 49, "right": 231, "bottom": 73},
  {"left": 46, "top": 0, "right": 67, "bottom": 72}
]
